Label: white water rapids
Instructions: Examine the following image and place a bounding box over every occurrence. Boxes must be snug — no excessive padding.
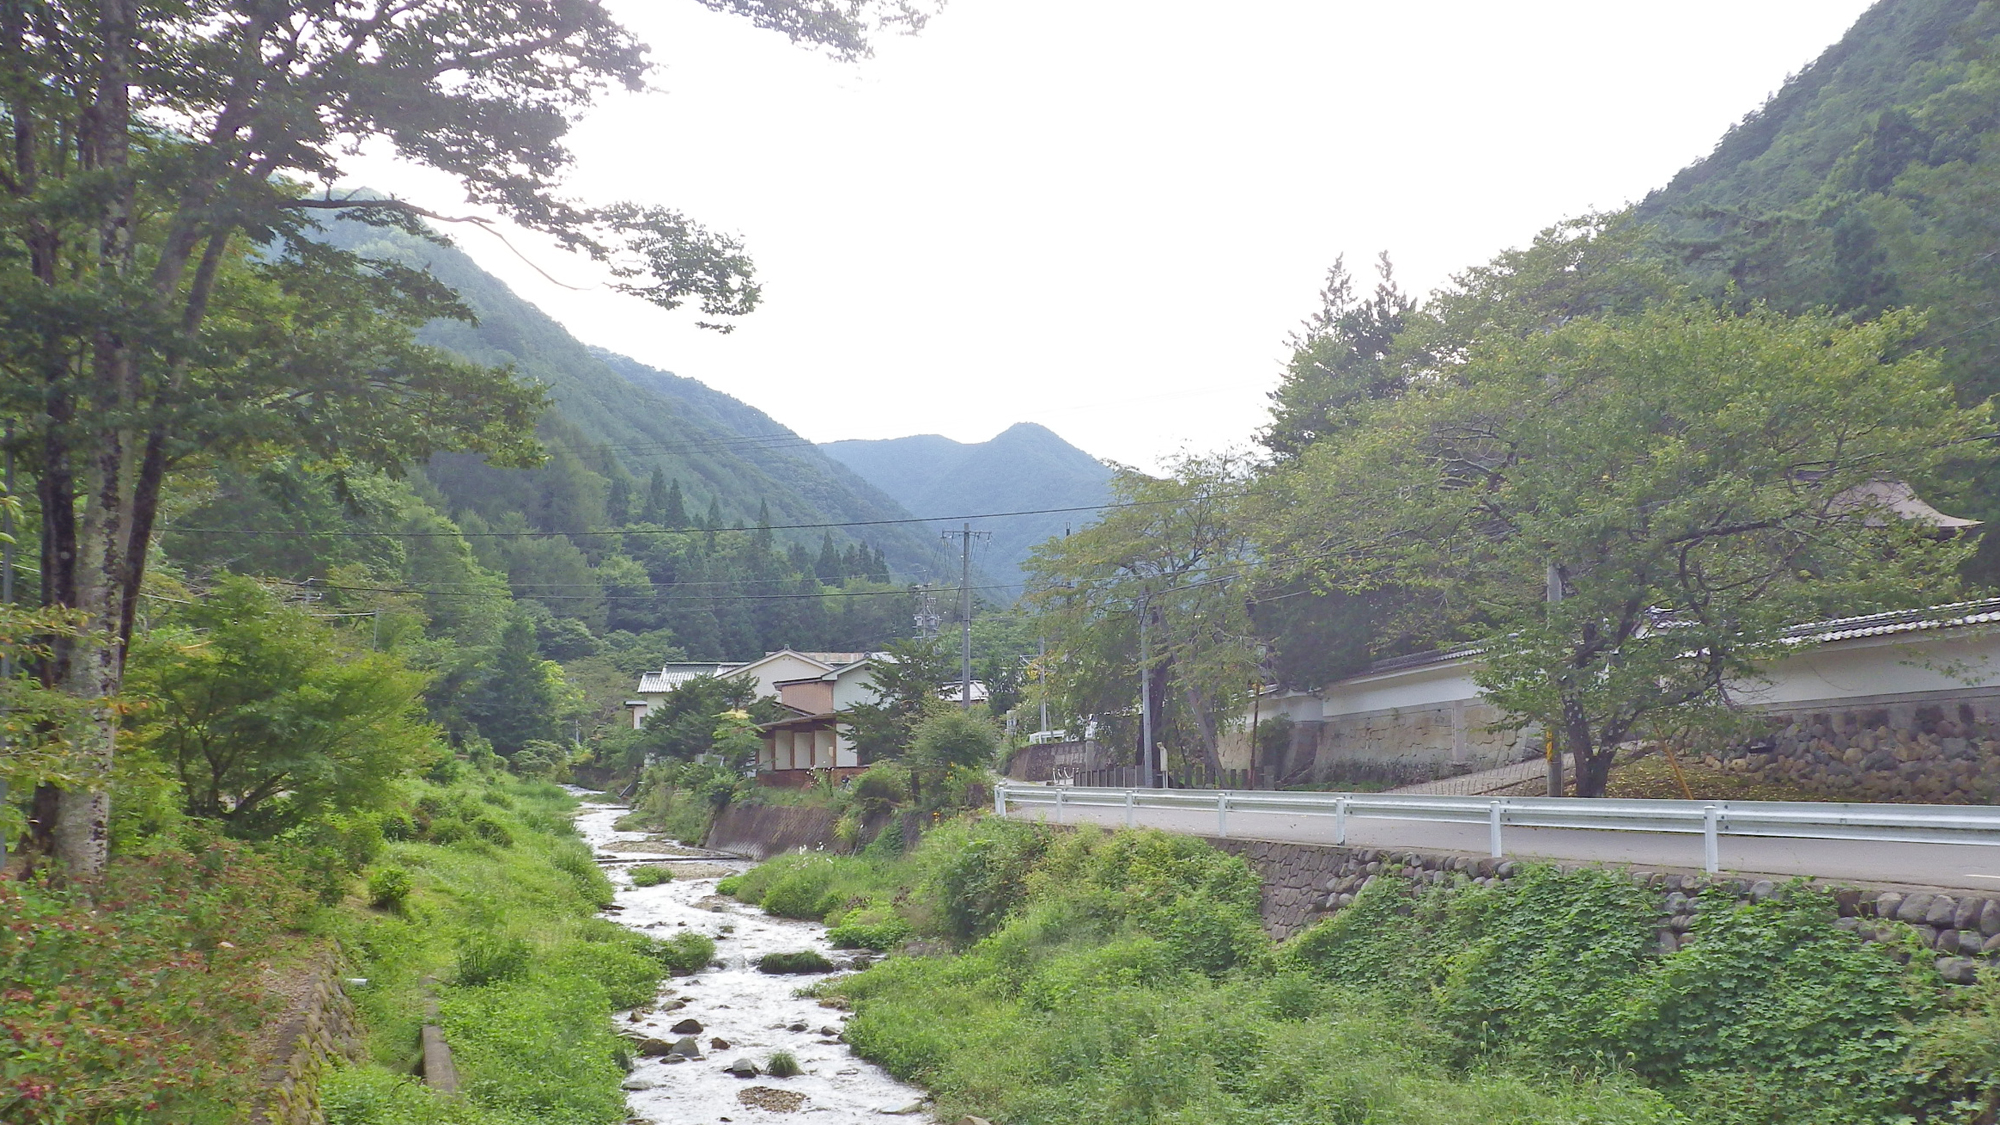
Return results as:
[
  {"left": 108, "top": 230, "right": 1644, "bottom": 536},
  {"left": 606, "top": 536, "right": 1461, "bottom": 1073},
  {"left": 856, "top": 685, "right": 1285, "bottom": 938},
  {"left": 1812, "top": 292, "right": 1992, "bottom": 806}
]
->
[{"left": 574, "top": 801, "right": 930, "bottom": 1123}]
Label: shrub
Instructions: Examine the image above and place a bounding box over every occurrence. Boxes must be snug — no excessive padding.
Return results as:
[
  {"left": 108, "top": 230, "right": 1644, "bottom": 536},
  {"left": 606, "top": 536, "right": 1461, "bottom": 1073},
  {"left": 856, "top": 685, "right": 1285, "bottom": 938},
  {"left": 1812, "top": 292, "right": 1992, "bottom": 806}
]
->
[
  {"left": 645, "top": 931, "right": 717, "bottom": 975},
  {"left": 758, "top": 858, "right": 840, "bottom": 920},
  {"left": 827, "top": 905, "right": 913, "bottom": 951},
  {"left": 629, "top": 865, "right": 672, "bottom": 887},
  {"left": 366, "top": 866, "right": 413, "bottom": 911},
  {"left": 758, "top": 950, "right": 834, "bottom": 974},
  {"left": 714, "top": 874, "right": 744, "bottom": 897},
  {"left": 455, "top": 934, "right": 533, "bottom": 987},
  {"left": 470, "top": 817, "right": 514, "bottom": 847},
  {"left": 765, "top": 1050, "right": 802, "bottom": 1078}
]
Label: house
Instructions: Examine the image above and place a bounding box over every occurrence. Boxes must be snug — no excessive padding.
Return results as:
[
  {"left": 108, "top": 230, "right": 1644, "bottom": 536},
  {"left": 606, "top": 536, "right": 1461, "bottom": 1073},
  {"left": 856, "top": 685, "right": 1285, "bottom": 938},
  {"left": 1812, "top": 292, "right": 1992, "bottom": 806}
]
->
[
  {"left": 623, "top": 650, "right": 871, "bottom": 730},
  {"left": 758, "top": 655, "right": 883, "bottom": 786},
  {"left": 626, "top": 649, "right": 886, "bottom": 785}
]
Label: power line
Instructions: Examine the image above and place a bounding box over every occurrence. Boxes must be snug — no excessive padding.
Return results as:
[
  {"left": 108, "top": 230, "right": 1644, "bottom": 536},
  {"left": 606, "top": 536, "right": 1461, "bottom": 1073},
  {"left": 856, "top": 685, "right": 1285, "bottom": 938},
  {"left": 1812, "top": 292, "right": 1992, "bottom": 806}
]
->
[
  {"left": 161, "top": 494, "right": 1216, "bottom": 540},
  {"left": 297, "top": 579, "right": 1019, "bottom": 603}
]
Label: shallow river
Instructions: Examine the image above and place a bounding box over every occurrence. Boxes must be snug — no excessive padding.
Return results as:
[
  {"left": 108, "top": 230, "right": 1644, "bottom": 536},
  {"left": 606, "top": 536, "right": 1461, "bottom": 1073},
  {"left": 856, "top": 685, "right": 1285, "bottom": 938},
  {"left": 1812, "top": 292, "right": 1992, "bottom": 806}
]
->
[{"left": 573, "top": 802, "right": 929, "bottom": 1123}]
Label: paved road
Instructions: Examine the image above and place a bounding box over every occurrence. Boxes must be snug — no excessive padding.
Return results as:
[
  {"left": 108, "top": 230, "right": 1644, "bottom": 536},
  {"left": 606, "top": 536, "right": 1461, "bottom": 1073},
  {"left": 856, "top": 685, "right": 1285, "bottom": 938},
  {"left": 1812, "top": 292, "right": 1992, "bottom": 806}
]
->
[{"left": 1005, "top": 800, "right": 2000, "bottom": 892}]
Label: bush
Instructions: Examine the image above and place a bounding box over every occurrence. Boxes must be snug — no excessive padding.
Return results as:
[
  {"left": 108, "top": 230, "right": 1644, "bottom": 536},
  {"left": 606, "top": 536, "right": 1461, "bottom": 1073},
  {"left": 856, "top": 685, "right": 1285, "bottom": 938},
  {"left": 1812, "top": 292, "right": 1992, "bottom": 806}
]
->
[
  {"left": 645, "top": 931, "right": 716, "bottom": 975},
  {"left": 629, "top": 865, "right": 672, "bottom": 887},
  {"left": 758, "top": 858, "right": 841, "bottom": 920},
  {"left": 827, "top": 905, "right": 913, "bottom": 951},
  {"left": 764, "top": 1050, "right": 802, "bottom": 1078},
  {"left": 455, "top": 935, "right": 533, "bottom": 987},
  {"left": 714, "top": 874, "right": 744, "bottom": 897},
  {"left": 367, "top": 866, "right": 413, "bottom": 911},
  {"left": 758, "top": 950, "right": 834, "bottom": 974}
]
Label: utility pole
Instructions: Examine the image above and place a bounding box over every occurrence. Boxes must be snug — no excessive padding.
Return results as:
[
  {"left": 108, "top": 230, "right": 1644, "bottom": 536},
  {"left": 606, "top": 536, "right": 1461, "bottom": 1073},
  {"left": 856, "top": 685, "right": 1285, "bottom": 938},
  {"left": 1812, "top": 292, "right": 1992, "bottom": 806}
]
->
[
  {"left": 1547, "top": 561, "right": 1565, "bottom": 798},
  {"left": 941, "top": 524, "right": 989, "bottom": 710},
  {"left": 1138, "top": 589, "right": 1154, "bottom": 788},
  {"left": 1037, "top": 636, "right": 1048, "bottom": 734}
]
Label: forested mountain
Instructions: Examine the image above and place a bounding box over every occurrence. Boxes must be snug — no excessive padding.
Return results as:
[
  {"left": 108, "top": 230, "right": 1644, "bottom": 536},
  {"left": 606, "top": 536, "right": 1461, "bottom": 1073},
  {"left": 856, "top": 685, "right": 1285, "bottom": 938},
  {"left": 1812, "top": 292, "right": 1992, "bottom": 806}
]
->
[
  {"left": 159, "top": 218, "right": 978, "bottom": 754},
  {"left": 1632, "top": 0, "right": 2000, "bottom": 553},
  {"left": 317, "top": 219, "right": 951, "bottom": 582},
  {"left": 822, "top": 423, "right": 1114, "bottom": 592}
]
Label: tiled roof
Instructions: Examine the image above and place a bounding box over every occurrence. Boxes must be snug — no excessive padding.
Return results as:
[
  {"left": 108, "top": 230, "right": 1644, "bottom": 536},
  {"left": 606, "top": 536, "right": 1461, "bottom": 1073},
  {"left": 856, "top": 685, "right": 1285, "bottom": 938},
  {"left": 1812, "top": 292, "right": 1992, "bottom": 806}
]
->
[
  {"left": 1339, "top": 599, "right": 2000, "bottom": 684},
  {"left": 636, "top": 663, "right": 737, "bottom": 694}
]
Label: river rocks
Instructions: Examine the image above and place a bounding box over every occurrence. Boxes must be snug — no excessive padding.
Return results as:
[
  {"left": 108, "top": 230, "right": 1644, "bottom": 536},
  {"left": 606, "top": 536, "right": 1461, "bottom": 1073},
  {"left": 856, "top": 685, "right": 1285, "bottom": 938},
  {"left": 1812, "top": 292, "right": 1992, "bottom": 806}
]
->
[
  {"left": 670, "top": 1036, "right": 703, "bottom": 1059},
  {"left": 738, "top": 1086, "right": 808, "bottom": 1113},
  {"left": 621, "top": 1076, "right": 656, "bottom": 1091},
  {"left": 1937, "top": 957, "right": 1982, "bottom": 986},
  {"left": 1953, "top": 897, "right": 1984, "bottom": 931},
  {"left": 1925, "top": 896, "right": 1959, "bottom": 928},
  {"left": 1875, "top": 891, "right": 1904, "bottom": 920},
  {"left": 1936, "top": 928, "right": 1962, "bottom": 954},
  {"left": 1985, "top": 933, "right": 2000, "bottom": 955},
  {"left": 634, "top": 1038, "right": 675, "bottom": 1057},
  {"left": 1984, "top": 900, "right": 2000, "bottom": 936},
  {"left": 710, "top": 1037, "right": 731, "bottom": 1050},
  {"left": 725, "top": 1057, "right": 761, "bottom": 1078},
  {"left": 670, "top": 1018, "right": 703, "bottom": 1035}
]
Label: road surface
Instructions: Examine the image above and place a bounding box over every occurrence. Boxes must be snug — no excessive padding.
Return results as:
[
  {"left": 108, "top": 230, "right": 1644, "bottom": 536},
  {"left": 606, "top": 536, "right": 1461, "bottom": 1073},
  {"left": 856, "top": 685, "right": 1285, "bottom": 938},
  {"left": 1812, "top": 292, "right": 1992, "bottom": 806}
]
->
[{"left": 1005, "top": 799, "right": 2000, "bottom": 891}]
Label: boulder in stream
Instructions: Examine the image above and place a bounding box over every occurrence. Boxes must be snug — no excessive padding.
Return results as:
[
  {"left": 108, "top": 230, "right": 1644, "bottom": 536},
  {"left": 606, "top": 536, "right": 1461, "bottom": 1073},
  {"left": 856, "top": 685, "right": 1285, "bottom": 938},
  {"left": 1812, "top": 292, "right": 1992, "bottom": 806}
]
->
[
  {"left": 670, "top": 1035, "right": 703, "bottom": 1059},
  {"left": 725, "top": 1057, "right": 761, "bottom": 1078},
  {"left": 670, "top": 1017, "right": 703, "bottom": 1034}
]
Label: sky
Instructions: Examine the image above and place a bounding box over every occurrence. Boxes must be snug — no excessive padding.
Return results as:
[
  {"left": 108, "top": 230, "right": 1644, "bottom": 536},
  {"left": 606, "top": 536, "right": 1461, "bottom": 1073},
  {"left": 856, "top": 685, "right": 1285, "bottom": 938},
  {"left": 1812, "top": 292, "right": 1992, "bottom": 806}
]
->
[{"left": 343, "top": 0, "right": 1878, "bottom": 469}]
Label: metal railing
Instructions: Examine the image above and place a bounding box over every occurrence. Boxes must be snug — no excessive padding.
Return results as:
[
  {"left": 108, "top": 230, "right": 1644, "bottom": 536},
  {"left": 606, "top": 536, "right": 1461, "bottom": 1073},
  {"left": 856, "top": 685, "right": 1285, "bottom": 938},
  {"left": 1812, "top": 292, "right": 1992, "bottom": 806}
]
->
[{"left": 994, "top": 783, "right": 2000, "bottom": 873}]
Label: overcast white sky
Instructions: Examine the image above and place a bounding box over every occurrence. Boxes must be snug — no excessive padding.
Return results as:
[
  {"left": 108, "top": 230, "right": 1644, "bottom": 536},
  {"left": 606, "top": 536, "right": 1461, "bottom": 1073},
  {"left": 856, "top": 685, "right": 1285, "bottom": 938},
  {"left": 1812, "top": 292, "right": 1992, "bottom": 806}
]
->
[{"left": 343, "top": 0, "right": 1877, "bottom": 469}]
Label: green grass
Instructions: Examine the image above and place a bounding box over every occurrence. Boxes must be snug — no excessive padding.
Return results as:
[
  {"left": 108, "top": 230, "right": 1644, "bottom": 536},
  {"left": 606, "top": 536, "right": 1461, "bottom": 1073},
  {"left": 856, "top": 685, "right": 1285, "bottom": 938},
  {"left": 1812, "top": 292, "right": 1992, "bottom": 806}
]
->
[
  {"left": 711, "top": 815, "right": 1999, "bottom": 1125},
  {"left": 628, "top": 864, "right": 672, "bottom": 886},
  {"left": 322, "top": 775, "right": 669, "bottom": 1125}
]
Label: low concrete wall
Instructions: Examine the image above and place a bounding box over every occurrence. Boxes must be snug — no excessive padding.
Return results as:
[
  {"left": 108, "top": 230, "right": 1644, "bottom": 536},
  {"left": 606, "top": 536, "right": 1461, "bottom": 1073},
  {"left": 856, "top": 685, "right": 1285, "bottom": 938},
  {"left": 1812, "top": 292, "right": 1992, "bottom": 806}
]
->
[
  {"left": 705, "top": 804, "right": 842, "bottom": 859},
  {"left": 252, "top": 959, "right": 364, "bottom": 1125},
  {"left": 1212, "top": 836, "right": 2000, "bottom": 985}
]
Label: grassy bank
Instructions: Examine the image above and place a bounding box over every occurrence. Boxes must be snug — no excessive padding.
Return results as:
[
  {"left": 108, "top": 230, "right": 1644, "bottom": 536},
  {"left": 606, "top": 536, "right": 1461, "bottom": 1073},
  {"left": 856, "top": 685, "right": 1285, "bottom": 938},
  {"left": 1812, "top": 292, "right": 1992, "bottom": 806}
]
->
[
  {"left": 719, "top": 817, "right": 2000, "bottom": 1124},
  {"left": 320, "top": 776, "right": 685, "bottom": 1125},
  {"left": 2, "top": 773, "right": 686, "bottom": 1125}
]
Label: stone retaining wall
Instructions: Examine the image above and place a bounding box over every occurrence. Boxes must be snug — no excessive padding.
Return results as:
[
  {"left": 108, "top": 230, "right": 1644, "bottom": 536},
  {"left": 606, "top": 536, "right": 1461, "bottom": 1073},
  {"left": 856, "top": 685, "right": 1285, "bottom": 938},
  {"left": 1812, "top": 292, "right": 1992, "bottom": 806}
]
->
[
  {"left": 1714, "top": 694, "right": 2000, "bottom": 803},
  {"left": 251, "top": 960, "right": 364, "bottom": 1125},
  {"left": 1211, "top": 837, "right": 2000, "bottom": 986}
]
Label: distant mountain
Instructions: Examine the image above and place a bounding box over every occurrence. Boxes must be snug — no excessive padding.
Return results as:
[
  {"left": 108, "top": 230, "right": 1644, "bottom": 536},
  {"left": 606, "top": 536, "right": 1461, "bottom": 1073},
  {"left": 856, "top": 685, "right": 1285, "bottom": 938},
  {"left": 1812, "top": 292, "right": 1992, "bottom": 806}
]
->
[
  {"left": 315, "top": 218, "right": 954, "bottom": 584},
  {"left": 821, "top": 423, "right": 1115, "bottom": 592}
]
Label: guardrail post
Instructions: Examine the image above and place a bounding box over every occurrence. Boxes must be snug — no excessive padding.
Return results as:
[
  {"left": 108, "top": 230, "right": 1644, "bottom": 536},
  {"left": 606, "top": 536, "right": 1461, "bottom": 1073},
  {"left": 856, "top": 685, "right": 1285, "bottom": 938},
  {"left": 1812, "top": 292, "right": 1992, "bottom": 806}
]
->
[
  {"left": 1217, "top": 791, "right": 1229, "bottom": 838},
  {"left": 1702, "top": 805, "right": 1720, "bottom": 874},
  {"left": 1124, "top": 789, "right": 1135, "bottom": 828},
  {"left": 1055, "top": 786, "right": 1065, "bottom": 825},
  {"left": 994, "top": 782, "right": 1006, "bottom": 817},
  {"left": 1488, "top": 801, "right": 1503, "bottom": 858},
  {"left": 1334, "top": 796, "right": 1347, "bottom": 845}
]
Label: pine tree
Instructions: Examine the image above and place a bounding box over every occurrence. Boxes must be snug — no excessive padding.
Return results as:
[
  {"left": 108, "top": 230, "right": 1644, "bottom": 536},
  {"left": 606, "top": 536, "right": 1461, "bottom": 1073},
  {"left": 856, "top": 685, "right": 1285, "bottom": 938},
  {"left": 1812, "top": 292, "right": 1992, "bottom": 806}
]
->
[
  {"left": 663, "top": 479, "right": 688, "bottom": 528},
  {"left": 467, "top": 613, "right": 561, "bottom": 754},
  {"left": 606, "top": 472, "right": 632, "bottom": 526},
  {"left": 642, "top": 468, "right": 670, "bottom": 524},
  {"left": 816, "top": 532, "right": 844, "bottom": 583}
]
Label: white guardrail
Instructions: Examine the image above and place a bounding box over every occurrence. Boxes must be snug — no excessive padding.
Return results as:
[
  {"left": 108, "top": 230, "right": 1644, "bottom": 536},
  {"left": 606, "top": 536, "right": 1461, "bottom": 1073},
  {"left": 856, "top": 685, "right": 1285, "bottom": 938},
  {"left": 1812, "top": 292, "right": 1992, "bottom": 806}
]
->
[{"left": 993, "top": 782, "right": 2000, "bottom": 874}]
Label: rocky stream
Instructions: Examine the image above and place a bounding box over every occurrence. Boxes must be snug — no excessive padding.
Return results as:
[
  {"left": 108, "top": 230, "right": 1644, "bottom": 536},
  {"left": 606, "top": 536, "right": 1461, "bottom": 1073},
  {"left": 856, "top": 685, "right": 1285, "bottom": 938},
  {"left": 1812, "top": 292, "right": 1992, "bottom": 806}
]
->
[{"left": 575, "top": 801, "right": 930, "bottom": 1124}]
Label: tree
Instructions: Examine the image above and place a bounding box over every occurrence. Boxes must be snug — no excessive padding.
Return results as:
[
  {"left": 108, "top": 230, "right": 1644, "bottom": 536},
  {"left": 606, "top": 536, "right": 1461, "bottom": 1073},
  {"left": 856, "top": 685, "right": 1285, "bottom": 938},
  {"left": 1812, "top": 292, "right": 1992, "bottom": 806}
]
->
[
  {"left": 613, "top": 672, "right": 773, "bottom": 768},
  {"left": 1, "top": 0, "right": 937, "bottom": 874},
  {"left": 844, "top": 636, "right": 956, "bottom": 761},
  {"left": 1261, "top": 252, "right": 1417, "bottom": 460},
  {"left": 909, "top": 709, "right": 1002, "bottom": 771},
  {"left": 1025, "top": 456, "right": 1258, "bottom": 781},
  {"left": 124, "top": 577, "right": 437, "bottom": 837},
  {"left": 1268, "top": 301, "right": 1989, "bottom": 796},
  {"left": 467, "top": 612, "right": 563, "bottom": 755}
]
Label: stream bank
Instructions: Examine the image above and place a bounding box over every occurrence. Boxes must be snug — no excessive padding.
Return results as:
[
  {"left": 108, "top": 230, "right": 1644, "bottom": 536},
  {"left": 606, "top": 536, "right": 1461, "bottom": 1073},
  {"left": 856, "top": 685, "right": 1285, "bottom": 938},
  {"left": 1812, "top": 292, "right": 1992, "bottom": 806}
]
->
[{"left": 575, "top": 801, "right": 928, "bottom": 1123}]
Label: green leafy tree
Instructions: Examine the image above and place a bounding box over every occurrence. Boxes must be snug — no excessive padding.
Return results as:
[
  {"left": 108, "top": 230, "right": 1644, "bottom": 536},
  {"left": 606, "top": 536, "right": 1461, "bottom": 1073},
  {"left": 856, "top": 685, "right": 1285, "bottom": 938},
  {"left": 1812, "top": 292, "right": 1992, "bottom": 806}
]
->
[
  {"left": 467, "top": 613, "right": 563, "bottom": 755},
  {"left": 1025, "top": 456, "right": 1258, "bottom": 780},
  {"left": 124, "top": 577, "right": 438, "bottom": 836},
  {"left": 844, "top": 636, "right": 957, "bottom": 761},
  {"left": 1, "top": 0, "right": 937, "bottom": 876},
  {"left": 613, "top": 673, "right": 776, "bottom": 768},
  {"left": 1260, "top": 252, "right": 1416, "bottom": 460},
  {"left": 910, "top": 710, "right": 1002, "bottom": 772},
  {"left": 1269, "top": 301, "right": 1989, "bottom": 796}
]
